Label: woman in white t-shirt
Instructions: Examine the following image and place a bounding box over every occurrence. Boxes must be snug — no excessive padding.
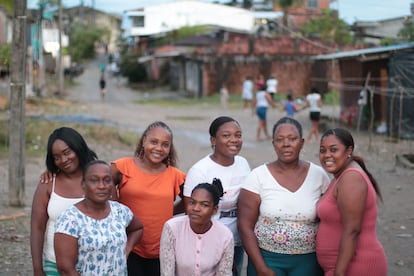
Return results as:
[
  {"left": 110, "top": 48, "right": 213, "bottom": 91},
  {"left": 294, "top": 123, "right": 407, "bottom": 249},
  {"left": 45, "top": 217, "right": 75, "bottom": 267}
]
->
[
  {"left": 183, "top": 116, "right": 251, "bottom": 276},
  {"left": 238, "top": 117, "right": 330, "bottom": 276},
  {"left": 305, "top": 87, "right": 322, "bottom": 143}
]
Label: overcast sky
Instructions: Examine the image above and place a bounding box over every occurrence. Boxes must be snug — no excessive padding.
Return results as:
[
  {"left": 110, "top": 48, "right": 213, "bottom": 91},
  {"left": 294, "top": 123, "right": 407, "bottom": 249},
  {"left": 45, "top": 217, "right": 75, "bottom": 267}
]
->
[{"left": 28, "top": 0, "right": 412, "bottom": 24}]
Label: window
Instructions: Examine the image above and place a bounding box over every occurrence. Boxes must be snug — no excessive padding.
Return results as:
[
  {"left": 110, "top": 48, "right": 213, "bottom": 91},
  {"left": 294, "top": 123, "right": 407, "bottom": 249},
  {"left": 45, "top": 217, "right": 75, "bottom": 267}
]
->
[
  {"left": 132, "top": 16, "right": 144, "bottom": 27},
  {"left": 307, "top": 0, "right": 318, "bottom": 9}
]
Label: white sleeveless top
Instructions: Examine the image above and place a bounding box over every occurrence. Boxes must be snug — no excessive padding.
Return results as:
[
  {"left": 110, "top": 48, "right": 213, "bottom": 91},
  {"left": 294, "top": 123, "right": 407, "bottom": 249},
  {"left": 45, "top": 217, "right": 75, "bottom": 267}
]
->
[
  {"left": 256, "top": 91, "right": 269, "bottom": 108},
  {"left": 43, "top": 176, "right": 83, "bottom": 262}
]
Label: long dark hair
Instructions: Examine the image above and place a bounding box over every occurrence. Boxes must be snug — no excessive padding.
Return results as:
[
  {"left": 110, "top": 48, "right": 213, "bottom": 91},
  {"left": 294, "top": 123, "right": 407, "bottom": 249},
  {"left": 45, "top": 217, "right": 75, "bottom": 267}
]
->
[
  {"left": 321, "top": 128, "right": 382, "bottom": 201},
  {"left": 46, "top": 127, "right": 98, "bottom": 174},
  {"left": 134, "top": 121, "right": 177, "bottom": 167}
]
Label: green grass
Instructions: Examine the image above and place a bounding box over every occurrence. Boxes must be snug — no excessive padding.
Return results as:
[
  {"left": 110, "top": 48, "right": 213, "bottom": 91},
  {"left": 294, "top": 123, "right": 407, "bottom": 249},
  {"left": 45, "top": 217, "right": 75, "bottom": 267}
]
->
[{"left": 0, "top": 119, "right": 137, "bottom": 159}]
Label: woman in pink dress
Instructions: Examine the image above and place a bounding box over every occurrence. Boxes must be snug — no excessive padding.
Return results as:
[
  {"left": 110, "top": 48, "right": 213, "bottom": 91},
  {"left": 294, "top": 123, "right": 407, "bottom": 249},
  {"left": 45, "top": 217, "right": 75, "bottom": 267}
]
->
[{"left": 317, "top": 128, "right": 387, "bottom": 276}]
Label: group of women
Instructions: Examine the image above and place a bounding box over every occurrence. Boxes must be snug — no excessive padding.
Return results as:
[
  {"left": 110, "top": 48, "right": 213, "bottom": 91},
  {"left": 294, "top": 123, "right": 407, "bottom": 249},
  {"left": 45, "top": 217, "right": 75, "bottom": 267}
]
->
[{"left": 30, "top": 114, "right": 387, "bottom": 276}]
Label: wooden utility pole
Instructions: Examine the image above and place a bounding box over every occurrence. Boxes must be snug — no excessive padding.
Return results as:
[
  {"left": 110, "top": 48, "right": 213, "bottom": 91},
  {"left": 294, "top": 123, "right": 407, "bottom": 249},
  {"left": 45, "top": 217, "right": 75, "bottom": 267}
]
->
[
  {"left": 57, "top": 0, "right": 64, "bottom": 95},
  {"left": 9, "top": 0, "right": 27, "bottom": 206}
]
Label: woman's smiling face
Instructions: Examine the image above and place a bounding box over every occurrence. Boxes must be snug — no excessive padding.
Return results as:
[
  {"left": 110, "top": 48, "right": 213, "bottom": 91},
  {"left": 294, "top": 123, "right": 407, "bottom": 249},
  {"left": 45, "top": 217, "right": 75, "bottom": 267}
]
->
[
  {"left": 211, "top": 121, "right": 242, "bottom": 159},
  {"left": 52, "top": 139, "right": 80, "bottom": 174},
  {"left": 319, "top": 134, "right": 353, "bottom": 175},
  {"left": 142, "top": 127, "right": 172, "bottom": 165}
]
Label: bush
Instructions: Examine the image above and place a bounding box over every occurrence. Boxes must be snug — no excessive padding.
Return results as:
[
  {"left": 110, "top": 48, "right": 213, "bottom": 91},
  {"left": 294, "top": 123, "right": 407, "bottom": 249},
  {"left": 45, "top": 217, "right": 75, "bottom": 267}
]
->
[
  {"left": 0, "top": 44, "right": 11, "bottom": 77},
  {"left": 0, "top": 44, "right": 11, "bottom": 67},
  {"left": 323, "top": 90, "right": 340, "bottom": 105},
  {"left": 119, "top": 54, "right": 147, "bottom": 83}
]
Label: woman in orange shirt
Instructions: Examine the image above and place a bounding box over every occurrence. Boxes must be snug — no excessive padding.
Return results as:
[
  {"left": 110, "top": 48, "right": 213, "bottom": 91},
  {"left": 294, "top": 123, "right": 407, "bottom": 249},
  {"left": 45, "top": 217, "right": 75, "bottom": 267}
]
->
[{"left": 111, "top": 121, "right": 186, "bottom": 276}]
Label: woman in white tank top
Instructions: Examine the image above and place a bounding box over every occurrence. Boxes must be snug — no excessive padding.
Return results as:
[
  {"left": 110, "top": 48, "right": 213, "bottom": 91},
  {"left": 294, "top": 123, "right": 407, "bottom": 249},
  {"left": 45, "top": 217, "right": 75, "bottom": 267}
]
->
[{"left": 30, "top": 127, "right": 97, "bottom": 275}]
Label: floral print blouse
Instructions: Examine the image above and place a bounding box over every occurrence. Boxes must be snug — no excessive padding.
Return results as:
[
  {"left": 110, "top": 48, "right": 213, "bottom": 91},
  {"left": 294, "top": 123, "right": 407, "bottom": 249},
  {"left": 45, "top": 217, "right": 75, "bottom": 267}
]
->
[{"left": 55, "top": 201, "right": 133, "bottom": 275}]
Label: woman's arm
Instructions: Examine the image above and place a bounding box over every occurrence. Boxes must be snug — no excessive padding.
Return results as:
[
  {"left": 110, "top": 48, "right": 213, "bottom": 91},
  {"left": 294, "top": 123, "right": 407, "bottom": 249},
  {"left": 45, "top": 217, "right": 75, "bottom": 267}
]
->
[
  {"left": 30, "top": 181, "right": 51, "bottom": 276},
  {"left": 173, "top": 184, "right": 185, "bottom": 215},
  {"left": 126, "top": 216, "right": 144, "bottom": 256},
  {"left": 54, "top": 233, "right": 80, "bottom": 276},
  {"left": 110, "top": 163, "right": 121, "bottom": 200},
  {"left": 238, "top": 189, "right": 275, "bottom": 276},
  {"left": 334, "top": 171, "right": 367, "bottom": 276},
  {"left": 160, "top": 223, "right": 176, "bottom": 276},
  {"left": 216, "top": 236, "right": 234, "bottom": 276},
  {"left": 264, "top": 92, "right": 277, "bottom": 108}
]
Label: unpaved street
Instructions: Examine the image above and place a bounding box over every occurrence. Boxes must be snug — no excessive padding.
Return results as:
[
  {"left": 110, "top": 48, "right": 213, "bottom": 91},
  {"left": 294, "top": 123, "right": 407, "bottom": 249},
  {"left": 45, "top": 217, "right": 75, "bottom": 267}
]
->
[{"left": 0, "top": 61, "right": 413, "bottom": 275}]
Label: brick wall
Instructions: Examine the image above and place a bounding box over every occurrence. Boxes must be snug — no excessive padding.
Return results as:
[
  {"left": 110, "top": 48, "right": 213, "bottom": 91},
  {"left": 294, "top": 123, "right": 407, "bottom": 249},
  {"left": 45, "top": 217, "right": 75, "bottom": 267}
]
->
[
  {"left": 204, "top": 59, "right": 313, "bottom": 98},
  {"left": 195, "top": 34, "right": 334, "bottom": 97}
]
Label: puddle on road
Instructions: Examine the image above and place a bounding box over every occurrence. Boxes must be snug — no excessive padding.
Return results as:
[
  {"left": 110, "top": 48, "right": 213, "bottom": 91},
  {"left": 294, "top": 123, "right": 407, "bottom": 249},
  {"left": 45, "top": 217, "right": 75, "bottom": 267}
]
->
[{"left": 34, "top": 114, "right": 106, "bottom": 125}]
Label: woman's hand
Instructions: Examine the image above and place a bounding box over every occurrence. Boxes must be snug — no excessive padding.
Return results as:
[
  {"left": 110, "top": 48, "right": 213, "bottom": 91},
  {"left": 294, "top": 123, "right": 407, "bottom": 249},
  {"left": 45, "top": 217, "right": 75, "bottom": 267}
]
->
[
  {"left": 39, "top": 170, "right": 54, "bottom": 184},
  {"left": 257, "top": 266, "right": 276, "bottom": 276}
]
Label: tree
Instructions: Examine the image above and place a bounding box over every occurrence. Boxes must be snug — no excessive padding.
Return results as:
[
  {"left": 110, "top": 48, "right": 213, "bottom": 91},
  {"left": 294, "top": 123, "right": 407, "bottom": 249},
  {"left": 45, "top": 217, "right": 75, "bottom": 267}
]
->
[
  {"left": 0, "top": 0, "right": 13, "bottom": 13},
  {"left": 69, "top": 23, "right": 109, "bottom": 62},
  {"left": 398, "top": 21, "right": 414, "bottom": 42},
  {"left": 268, "top": 0, "right": 304, "bottom": 32},
  {"left": 301, "top": 9, "right": 352, "bottom": 46}
]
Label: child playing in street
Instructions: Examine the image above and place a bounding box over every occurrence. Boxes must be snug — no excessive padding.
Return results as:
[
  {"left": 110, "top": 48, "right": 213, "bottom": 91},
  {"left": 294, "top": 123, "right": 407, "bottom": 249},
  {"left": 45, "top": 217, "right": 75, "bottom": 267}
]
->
[{"left": 284, "top": 93, "right": 298, "bottom": 117}]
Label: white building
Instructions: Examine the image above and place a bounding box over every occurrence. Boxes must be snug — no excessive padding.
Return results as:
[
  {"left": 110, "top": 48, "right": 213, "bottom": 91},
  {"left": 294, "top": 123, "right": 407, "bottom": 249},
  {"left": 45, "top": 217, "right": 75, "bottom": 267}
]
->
[
  {"left": 352, "top": 15, "right": 411, "bottom": 45},
  {"left": 125, "top": 1, "right": 257, "bottom": 37}
]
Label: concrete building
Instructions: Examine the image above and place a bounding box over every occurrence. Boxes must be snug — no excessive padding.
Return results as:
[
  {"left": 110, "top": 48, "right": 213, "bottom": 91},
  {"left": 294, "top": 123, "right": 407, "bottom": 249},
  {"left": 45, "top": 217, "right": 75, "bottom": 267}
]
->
[
  {"left": 352, "top": 16, "right": 412, "bottom": 45},
  {"left": 63, "top": 6, "right": 122, "bottom": 53},
  {"left": 0, "top": 7, "right": 12, "bottom": 45},
  {"left": 125, "top": 1, "right": 256, "bottom": 37}
]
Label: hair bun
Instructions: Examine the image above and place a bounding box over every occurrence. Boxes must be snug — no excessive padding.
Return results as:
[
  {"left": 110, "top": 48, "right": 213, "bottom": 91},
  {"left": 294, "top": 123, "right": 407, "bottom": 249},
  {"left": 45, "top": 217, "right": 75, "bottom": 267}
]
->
[{"left": 212, "top": 178, "right": 224, "bottom": 198}]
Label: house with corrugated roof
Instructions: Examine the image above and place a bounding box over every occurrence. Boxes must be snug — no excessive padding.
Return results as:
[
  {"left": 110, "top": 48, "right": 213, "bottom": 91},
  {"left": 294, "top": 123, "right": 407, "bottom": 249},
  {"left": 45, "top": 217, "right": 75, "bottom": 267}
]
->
[{"left": 312, "top": 42, "right": 414, "bottom": 138}]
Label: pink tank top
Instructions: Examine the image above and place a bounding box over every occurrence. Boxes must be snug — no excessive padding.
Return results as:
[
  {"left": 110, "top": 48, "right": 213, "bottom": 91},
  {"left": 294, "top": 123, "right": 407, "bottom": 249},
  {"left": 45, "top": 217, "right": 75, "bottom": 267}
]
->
[{"left": 316, "top": 168, "right": 387, "bottom": 275}]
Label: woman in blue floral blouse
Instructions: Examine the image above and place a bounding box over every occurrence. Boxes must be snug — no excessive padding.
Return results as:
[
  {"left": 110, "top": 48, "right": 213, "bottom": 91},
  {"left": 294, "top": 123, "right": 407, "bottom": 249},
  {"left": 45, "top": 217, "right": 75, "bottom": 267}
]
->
[{"left": 54, "top": 160, "right": 144, "bottom": 275}]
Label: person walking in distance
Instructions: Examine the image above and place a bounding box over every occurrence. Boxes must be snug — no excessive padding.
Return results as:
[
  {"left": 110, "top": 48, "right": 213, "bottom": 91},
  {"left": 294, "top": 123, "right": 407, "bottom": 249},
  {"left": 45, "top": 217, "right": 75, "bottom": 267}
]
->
[
  {"left": 305, "top": 87, "right": 322, "bottom": 143},
  {"left": 100, "top": 75, "right": 106, "bottom": 101},
  {"left": 242, "top": 76, "right": 254, "bottom": 110},
  {"left": 284, "top": 93, "right": 299, "bottom": 117},
  {"left": 266, "top": 75, "right": 278, "bottom": 100},
  {"left": 254, "top": 84, "right": 277, "bottom": 141}
]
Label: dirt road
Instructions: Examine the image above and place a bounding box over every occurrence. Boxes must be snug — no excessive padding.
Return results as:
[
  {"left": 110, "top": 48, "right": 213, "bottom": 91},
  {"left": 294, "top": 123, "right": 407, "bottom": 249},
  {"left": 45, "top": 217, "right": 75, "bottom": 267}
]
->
[{"left": 0, "top": 61, "right": 413, "bottom": 275}]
